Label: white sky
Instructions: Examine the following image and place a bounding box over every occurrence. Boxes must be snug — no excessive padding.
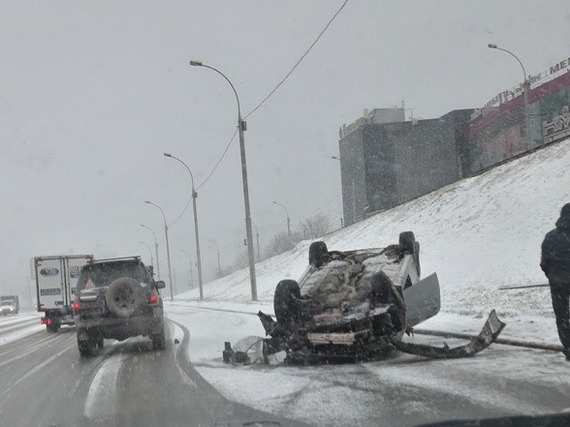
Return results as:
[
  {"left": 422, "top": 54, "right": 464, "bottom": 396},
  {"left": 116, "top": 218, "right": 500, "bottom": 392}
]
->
[{"left": 1, "top": 1, "right": 569, "bottom": 295}]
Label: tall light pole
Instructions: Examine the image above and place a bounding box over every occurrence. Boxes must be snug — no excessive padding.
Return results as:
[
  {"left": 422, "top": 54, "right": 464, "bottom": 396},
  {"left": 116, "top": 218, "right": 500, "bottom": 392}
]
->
[
  {"left": 145, "top": 201, "right": 174, "bottom": 301},
  {"left": 252, "top": 222, "right": 261, "bottom": 262},
  {"left": 139, "top": 241, "right": 154, "bottom": 273},
  {"left": 487, "top": 43, "right": 531, "bottom": 148},
  {"left": 190, "top": 59, "right": 257, "bottom": 301},
  {"left": 272, "top": 201, "right": 291, "bottom": 238},
  {"left": 163, "top": 153, "right": 204, "bottom": 300},
  {"left": 141, "top": 224, "right": 160, "bottom": 279}
]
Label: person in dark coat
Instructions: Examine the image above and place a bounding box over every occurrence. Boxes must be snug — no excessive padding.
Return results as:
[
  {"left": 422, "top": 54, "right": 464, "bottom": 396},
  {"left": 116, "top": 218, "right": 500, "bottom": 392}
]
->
[{"left": 540, "top": 203, "right": 570, "bottom": 360}]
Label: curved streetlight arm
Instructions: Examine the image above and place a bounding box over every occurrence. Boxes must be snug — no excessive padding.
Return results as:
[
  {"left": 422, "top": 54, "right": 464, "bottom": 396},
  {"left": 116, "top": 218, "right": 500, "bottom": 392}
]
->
[
  {"left": 140, "top": 224, "right": 157, "bottom": 242},
  {"left": 487, "top": 44, "right": 527, "bottom": 82},
  {"left": 145, "top": 200, "right": 173, "bottom": 300},
  {"left": 164, "top": 153, "right": 196, "bottom": 193},
  {"left": 145, "top": 201, "right": 167, "bottom": 228},
  {"left": 190, "top": 60, "right": 242, "bottom": 119},
  {"left": 272, "top": 200, "right": 289, "bottom": 217}
]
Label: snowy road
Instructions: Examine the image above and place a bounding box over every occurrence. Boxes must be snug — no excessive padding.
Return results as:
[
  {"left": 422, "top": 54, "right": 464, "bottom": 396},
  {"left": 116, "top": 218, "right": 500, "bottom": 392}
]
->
[
  {"left": 1, "top": 305, "right": 568, "bottom": 427},
  {"left": 0, "top": 316, "right": 307, "bottom": 427},
  {"left": 168, "top": 301, "right": 570, "bottom": 427}
]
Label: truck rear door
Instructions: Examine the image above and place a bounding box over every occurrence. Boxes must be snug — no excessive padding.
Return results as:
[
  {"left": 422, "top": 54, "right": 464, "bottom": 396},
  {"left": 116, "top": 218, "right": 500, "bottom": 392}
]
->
[
  {"left": 65, "top": 256, "right": 92, "bottom": 305},
  {"left": 36, "top": 258, "right": 65, "bottom": 310}
]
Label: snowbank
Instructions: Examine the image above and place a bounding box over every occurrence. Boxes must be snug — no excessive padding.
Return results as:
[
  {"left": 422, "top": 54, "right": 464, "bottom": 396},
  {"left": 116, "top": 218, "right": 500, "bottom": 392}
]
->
[{"left": 177, "top": 138, "right": 570, "bottom": 317}]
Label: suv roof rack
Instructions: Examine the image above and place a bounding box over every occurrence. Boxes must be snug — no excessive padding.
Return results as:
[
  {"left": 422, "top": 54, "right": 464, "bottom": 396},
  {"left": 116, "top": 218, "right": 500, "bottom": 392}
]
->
[{"left": 88, "top": 256, "right": 142, "bottom": 264}]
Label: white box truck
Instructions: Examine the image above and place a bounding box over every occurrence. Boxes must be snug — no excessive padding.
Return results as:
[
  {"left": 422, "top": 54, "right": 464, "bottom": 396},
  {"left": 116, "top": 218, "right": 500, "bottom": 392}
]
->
[{"left": 34, "top": 255, "right": 94, "bottom": 332}]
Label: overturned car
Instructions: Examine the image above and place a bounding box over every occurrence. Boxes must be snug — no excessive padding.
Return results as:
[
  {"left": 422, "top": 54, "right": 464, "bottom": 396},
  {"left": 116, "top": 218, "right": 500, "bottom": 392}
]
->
[{"left": 250, "top": 232, "right": 504, "bottom": 364}]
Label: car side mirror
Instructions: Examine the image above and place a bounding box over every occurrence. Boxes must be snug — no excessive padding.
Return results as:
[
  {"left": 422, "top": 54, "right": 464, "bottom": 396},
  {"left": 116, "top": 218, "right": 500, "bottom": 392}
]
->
[{"left": 154, "top": 280, "right": 166, "bottom": 289}]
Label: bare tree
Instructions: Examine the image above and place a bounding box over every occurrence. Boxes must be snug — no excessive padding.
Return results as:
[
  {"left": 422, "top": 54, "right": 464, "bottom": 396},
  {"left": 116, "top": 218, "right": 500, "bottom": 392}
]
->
[{"left": 300, "top": 213, "right": 331, "bottom": 239}]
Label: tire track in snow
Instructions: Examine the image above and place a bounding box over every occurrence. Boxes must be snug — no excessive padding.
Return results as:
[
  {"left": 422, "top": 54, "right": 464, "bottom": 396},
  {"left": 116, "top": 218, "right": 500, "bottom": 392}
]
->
[{"left": 83, "top": 354, "right": 128, "bottom": 419}]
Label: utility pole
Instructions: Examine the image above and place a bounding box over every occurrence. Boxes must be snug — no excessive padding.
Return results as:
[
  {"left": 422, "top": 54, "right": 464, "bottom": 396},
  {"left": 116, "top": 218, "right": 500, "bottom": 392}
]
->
[{"left": 190, "top": 60, "right": 257, "bottom": 301}]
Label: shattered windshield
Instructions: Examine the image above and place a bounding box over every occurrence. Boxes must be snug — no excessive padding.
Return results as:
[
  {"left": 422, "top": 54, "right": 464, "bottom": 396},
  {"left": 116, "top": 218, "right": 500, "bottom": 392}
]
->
[{"left": 1, "top": 1, "right": 570, "bottom": 427}]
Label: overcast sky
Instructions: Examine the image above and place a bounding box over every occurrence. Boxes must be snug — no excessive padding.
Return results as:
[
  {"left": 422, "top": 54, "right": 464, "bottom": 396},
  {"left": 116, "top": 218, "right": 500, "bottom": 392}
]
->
[{"left": 1, "top": 1, "right": 569, "bottom": 300}]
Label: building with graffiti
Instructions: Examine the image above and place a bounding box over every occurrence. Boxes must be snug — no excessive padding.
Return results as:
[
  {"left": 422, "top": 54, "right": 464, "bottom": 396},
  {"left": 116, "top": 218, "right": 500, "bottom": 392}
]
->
[
  {"left": 337, "top": 54, "right": 570, "bottom": 227},
  {"left": 468, "top": 56, "right": 570, "bottom": 174}
]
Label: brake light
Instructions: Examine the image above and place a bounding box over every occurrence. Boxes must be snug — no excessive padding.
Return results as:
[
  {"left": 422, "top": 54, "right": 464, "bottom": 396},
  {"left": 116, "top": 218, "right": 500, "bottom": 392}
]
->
[
  {"left": 73, "top": 302, "right": 80, "bottom": 311},
  {"left": 148, "top": 294, "right": 158, "bottom": 304},
  {"left": 40, "top": 318, "right": 52, "bottom": 325}
]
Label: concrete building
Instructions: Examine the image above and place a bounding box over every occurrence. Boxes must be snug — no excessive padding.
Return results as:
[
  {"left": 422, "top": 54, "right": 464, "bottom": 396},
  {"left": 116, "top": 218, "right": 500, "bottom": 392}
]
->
[{"left": 338, "top": 109, "right": 473, "bottom": 226}]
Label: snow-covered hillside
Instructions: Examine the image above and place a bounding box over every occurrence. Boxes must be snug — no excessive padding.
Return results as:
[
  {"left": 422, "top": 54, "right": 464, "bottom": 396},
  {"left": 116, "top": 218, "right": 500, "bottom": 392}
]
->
[{"left": 178, "top": 138, "right": 570, "bottom": 317}]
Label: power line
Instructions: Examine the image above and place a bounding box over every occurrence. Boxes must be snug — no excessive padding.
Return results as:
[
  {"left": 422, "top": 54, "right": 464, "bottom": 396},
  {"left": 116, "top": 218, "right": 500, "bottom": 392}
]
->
[
  {"left": 168, "top": 129, "right": 238, "bottom": 227},
  {"left": 197, "top": 128, "right": 238, "bottom": 191},
  {"left": 244, "top": 0, "right": 350, "bottom": 119}
]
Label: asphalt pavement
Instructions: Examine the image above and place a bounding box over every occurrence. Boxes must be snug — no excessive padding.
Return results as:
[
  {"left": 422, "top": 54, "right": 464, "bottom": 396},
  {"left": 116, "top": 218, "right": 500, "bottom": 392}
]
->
[{"left": 0, "top": 319, "right": 308, "bottom": 427}]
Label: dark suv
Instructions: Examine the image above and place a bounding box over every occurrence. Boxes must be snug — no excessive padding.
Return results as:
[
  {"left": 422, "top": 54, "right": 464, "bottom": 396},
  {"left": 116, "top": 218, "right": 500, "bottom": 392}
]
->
[{"left": 74, "top": 256, "right": 166, "bottom": 357}]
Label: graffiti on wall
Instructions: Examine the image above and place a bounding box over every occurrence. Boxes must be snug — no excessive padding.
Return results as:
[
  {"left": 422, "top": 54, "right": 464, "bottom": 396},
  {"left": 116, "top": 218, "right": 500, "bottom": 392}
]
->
[{"left": 543, "top": 105, "right": 570, "bottom": 144}]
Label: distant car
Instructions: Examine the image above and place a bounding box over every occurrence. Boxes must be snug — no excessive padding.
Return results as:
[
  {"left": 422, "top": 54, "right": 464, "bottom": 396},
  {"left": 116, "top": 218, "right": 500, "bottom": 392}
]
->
[
  {"left": 73, "top": 256, "right": 166, "bottom": 357},
  {"left": 258, "top": 232, "right": 503, "bottom": 364},
  {"left": 0, "top": 295, "right": 19, "bottom": 316}
]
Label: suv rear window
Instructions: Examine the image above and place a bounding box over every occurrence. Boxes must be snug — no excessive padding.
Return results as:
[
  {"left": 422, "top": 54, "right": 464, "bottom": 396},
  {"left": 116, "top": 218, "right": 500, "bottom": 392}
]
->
[{"left": 76, "top": 260, "right": 151, "bottom": 291}]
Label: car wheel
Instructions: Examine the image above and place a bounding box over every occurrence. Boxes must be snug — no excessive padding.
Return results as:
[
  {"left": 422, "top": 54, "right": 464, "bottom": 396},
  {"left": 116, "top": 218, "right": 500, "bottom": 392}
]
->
[
  {"left": 309, "top": 241, "right": 328, "bottom": 267},
  {"left": 274, "top": 279, "right": 302, "bottom": 328},
  {"left": 151, "top": 326, "right": 166, "bottom": 350},
  {"left": 77, "top": 336, "right": 96, "bottom": 357},
  {"left": 399, "top": 231, "right": 420, "bottom": 275},
  {"left": 399, "top": 231, "right": 416, "bottom": 254},
  {"left": 105, "top": 277, "right": 146, "bottom": 317}
]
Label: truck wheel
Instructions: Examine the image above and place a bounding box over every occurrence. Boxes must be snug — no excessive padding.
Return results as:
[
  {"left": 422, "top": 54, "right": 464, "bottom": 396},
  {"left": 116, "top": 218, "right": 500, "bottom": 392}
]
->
[
  {"left": 47, "top": 320, "right": 60, "bottom": 333},
  {"left": 309, "top": 241, "right": 328, "bottom": 267},
  {"left": 274, "top": 279, "right": 302, "bottom": 328},
  {"left": 105, "top": 277, "right": 146, "bottom": 317},
  {"left": 77, "top": 336, "right": 96, "bottom": 357},
  {"left": 151, "top": 326, "right": 166, "bottom": 350}
]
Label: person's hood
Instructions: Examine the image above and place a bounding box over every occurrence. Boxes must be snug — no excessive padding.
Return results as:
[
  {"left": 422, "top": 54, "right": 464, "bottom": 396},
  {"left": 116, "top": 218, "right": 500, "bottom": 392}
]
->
[{"left": 556, "top": 203, "right": 570, "bottom": 230}]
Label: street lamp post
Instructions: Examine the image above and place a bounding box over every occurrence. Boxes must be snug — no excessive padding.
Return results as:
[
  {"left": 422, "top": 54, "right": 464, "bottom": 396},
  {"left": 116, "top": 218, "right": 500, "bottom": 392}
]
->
[
  {"left": 139, "top": 241, "right": 155, "bottom": 273},
  {"left": 488, "top": 43, "right": 531, "bottom": 148},
  {"left": 190, "top": 60, "right": 257, "bottom": 301},
  {"left": 145, "top": 201, "right": 174, "bottom": 301},
  {"left": 252, "top": 222, "right": 261, "bottom": 262},
  {"left": 141, "top": 224, "right": 160, "bottom": 279},
  {"left": 272, "top": 201, "right": 291, "bottom": 238},
  {"left": 163, "top": 153, "right": 204, "bottom": 300}
]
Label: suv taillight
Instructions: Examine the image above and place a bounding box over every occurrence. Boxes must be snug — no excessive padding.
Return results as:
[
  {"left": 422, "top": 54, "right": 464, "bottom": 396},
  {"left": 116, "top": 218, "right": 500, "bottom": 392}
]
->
[
  {"left": 73, "top": 302, "right": 80, "bottom": 311},
  {"left": 148, "top": 294, "right": 158, "bottom": 304}
]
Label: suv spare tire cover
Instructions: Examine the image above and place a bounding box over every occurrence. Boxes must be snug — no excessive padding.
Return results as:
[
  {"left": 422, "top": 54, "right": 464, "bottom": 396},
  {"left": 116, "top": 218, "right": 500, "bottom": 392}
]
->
[{"left": 105, "top": 278, "right": 146, "bottom": 317}]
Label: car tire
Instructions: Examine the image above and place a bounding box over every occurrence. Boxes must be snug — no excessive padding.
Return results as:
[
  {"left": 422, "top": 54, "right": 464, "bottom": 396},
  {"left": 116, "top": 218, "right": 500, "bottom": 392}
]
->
[
  {"left": 399, "top": 231, "right": 420, "bottom": 275},
  {"left": 399, "top": 231, "right": 416, "bottom": 254},
  {"left": 309, "top": 241, "right": 328, "bottom": 267},
  {"left": 105, "top": 277, "right": 146, "bottom": 317},
  {"left": 77, "top": 336, "right": 96, "bottom": 357},
  {"left": 274, "top": 279, "right": 302, "bottom": 328},
  {"left": 151, "top": 325, "right": 166, "bottom": 350}
]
